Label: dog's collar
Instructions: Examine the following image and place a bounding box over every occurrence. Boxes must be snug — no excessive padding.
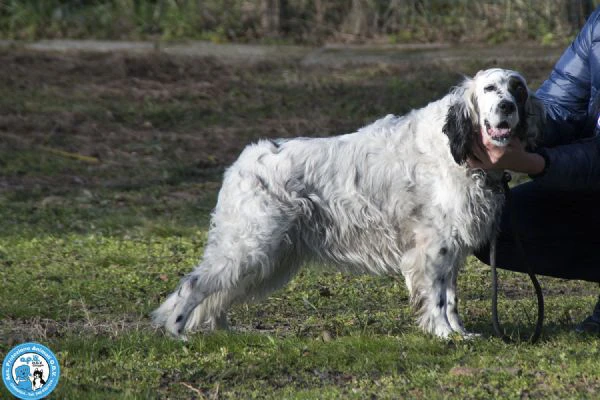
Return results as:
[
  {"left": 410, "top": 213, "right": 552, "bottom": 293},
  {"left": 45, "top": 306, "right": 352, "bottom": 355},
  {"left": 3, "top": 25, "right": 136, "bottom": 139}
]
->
[{"left": 468, "top": 168, "right": 508, "bottom": 192}]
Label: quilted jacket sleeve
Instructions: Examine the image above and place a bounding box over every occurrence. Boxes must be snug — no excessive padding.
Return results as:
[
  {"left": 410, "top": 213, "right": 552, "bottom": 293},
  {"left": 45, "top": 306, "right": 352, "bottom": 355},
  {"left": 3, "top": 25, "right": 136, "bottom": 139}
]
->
[{"left": 532, "top": 7, "right": 600, "bottom": 190}]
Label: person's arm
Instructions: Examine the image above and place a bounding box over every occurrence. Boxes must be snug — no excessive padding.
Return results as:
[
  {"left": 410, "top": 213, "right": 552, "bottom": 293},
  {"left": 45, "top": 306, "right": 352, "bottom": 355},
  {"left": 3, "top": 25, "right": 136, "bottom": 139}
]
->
[
  {"left": 531, "top": 136, "right": 600, "bottom": 190},
  {"left": 536, "top": 7, "right": 600, "bottom": 147}
]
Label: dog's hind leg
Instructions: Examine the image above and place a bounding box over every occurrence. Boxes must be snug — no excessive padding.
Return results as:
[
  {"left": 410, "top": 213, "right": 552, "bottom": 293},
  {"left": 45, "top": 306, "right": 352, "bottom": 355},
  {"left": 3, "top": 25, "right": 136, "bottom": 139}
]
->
[
  {"left": 242, "top": 249, "right": 302, "bottom": 302},
  {"left": 208, "top": 245, "right": 303, "bottom": 330},
  {"left": 186, "top": 258, "right": 301, "bottom": 334},
  {"left": 187, "top": 290, "right": 234, "bottom": 332},
  {"left": 156, "top": 245, "right": 300, "bottom": 338},
  {"left": 209, "top": 310, "right": 229, "bottom": 331},
  {"left": 153, "top": 156, "right": 307, "bottom": 338},
  {"left": 153, "top": 213, "right": 299, "bottom": 338}
]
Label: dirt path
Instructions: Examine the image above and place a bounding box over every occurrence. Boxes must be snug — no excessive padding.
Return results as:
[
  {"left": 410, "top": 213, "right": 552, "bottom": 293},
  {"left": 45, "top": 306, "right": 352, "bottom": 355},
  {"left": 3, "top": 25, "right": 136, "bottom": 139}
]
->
[{"left": 0, "top": 39, "right": 564, "bottom": 66}]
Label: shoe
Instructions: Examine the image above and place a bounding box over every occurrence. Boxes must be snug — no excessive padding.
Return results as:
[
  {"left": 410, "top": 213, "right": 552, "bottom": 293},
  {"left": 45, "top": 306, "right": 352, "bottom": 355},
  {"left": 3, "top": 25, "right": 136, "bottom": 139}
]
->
[{"left": 575, "top": 295, "right": 600, "bottom": 334}]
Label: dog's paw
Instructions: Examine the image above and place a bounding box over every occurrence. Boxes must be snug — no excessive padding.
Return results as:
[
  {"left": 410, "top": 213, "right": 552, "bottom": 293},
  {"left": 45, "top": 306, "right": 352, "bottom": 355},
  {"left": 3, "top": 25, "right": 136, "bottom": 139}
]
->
[
  {"left": 177, "top": 334, "right": 189, "bottom": 342},
  {"left": 449, "top": 331, "right": 481, "bottom": 342},
  {"left": 165, "top": 327, "right": 189, "bottom": 341},
  {"left": 432, "top": 324, "right": 454, "bottom": 339},
  {"left": 461, "top": 332, "right": 481, "bottom": 340},
  {"left": 164, "top": 316, "right": 189, "bottom": 340}
]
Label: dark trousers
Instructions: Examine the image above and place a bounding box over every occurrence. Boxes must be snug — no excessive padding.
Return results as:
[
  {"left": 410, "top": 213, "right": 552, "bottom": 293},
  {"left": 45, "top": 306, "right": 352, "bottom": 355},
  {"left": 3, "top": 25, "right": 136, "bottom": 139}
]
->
[{"left": 475, "top": 181, "right": 600, "bottom": 283}]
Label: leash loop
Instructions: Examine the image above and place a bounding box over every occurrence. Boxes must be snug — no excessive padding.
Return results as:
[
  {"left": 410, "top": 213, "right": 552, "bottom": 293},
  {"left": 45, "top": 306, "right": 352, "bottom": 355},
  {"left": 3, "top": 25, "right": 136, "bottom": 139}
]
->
[{"left": 490, "top": 172, "right": 544, "bottom": 344}]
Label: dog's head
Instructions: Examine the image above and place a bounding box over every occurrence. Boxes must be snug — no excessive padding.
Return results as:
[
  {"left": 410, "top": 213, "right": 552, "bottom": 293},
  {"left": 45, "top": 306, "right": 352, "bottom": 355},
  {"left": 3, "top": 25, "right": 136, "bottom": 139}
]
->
[{"left": 443, "top": 68, "right": 545, "bottom": 165}]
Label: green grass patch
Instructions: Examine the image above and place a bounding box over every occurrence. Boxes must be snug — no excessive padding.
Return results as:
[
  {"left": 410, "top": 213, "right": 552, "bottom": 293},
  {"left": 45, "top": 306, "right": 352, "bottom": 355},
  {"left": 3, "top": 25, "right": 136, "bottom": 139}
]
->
[{"left": 0, "top": 50, "right": 598, "bottom": 398}]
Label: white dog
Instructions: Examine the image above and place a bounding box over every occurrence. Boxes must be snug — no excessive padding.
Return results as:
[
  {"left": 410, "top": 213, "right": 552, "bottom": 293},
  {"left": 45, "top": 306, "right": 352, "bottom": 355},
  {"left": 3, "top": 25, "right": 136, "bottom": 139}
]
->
[{"left": 153, "top": 68, "right": 544, "bottom": 339}]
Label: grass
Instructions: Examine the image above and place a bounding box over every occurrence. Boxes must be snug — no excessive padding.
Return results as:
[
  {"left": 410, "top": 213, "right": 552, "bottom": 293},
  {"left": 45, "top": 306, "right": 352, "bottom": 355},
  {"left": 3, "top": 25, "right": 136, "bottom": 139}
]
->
[{"left": 0, "top": 48, "right": 598, "bottom": 399}]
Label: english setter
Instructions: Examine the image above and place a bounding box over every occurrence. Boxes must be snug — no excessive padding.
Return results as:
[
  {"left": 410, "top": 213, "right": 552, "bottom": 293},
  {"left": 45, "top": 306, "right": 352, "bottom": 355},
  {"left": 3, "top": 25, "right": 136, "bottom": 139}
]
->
[{"left": 153, "top": 68, "right": 544, "bottom": 339}]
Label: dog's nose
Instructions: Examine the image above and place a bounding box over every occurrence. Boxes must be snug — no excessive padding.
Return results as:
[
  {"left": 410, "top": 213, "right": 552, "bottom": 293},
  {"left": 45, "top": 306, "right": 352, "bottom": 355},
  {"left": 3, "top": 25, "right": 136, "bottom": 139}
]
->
[{"left": 498, "top": 100, "right": 516, "bottom": 114}]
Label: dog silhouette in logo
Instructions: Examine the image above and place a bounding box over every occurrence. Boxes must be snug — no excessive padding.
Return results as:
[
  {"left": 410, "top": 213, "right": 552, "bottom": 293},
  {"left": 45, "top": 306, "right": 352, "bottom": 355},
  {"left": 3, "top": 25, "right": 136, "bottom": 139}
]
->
[
  {"left": 32, "top": 369, "right": 46, "bottom": 390},
  {"left": 14, "top": 364, "right": 32, "bottom": 391}
]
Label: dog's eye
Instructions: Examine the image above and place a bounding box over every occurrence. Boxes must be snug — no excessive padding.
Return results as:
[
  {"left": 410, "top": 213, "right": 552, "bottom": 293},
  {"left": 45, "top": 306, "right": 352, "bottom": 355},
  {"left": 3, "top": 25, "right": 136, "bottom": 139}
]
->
[
  {"left": 484, "top": 84, "right": 497, "bottom": 92},
  {"left": 509, "top": 78, "right": 528, "bottom": 94}
]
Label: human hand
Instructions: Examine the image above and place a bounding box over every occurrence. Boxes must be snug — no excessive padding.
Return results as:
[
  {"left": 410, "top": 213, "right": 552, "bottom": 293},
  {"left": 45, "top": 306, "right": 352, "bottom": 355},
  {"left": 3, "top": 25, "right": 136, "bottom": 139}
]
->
[
  {"left": 467, "top": 134, "right": 545, "bottom": 175},
  {"left": 467, "top": 134, "right": 526, "bottom": 170}
]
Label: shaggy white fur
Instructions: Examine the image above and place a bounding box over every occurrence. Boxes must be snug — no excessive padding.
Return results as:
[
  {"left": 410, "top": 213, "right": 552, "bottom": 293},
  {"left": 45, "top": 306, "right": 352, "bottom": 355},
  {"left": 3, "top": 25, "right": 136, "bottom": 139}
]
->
[{"left": 152, "top": 68, "right": 544, "bottom": 339}]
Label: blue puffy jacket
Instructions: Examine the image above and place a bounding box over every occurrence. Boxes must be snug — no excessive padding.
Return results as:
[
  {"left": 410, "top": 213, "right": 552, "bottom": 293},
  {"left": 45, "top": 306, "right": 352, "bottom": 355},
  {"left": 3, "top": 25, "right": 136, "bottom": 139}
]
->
[{"left": 534, "top": 6, "right": 600, "bottom": 190}]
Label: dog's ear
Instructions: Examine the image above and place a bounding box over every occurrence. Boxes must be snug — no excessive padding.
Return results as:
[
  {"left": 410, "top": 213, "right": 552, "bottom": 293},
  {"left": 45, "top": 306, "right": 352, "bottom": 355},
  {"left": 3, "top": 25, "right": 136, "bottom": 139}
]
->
[
  {"left": 443, "top": 99, "right": 475, "bottom": 165},
  {"left": 524, "top": 91, "right": 546, "bottom": 150}
]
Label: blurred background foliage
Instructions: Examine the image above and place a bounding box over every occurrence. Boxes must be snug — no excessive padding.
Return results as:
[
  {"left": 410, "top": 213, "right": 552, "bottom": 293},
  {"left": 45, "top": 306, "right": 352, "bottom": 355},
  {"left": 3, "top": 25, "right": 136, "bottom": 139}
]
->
[{"left": 0, "top": 0, "right": 597, "bottom": 44}]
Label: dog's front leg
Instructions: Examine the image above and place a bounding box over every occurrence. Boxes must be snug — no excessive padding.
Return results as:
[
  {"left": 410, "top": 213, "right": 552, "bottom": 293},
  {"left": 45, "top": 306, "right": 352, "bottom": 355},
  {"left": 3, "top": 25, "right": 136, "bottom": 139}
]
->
[
  {"left": 403, "top": 230, "right": 457, "bottom": 338},
  {"left": 426, "top": 271, "right": 455, "bottom": 338},
  {"left": 445, "top": 262, "right": 466, "bottom": 334},
  {"left": 406, "top": 252, "right": 455, "bottom": 338},
  {"left": 445, "top": 256, "right": 481, "bottom": 339}
]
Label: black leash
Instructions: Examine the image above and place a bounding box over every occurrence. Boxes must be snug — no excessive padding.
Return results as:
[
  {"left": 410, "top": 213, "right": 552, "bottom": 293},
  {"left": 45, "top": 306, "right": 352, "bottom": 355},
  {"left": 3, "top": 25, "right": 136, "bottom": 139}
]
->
[{"left": 490, "top": 172, "right": 544, "bottom": 343}]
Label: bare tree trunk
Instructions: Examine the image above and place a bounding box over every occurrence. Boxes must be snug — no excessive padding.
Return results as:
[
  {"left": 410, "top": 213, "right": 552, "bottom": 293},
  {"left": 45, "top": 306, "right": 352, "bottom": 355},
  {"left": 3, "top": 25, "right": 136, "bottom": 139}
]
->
[
  {"left": 345, "top": 0, "right": 369, "bottom": 37},
  {"left": 261, "top": 0, "right": 281, "bottom": 36},
  {"left": 314, "top": 0, "right": 324, "bottom": 26},
  {"left": 567, "top": 0, "right": 594, "bottom": 32}
]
